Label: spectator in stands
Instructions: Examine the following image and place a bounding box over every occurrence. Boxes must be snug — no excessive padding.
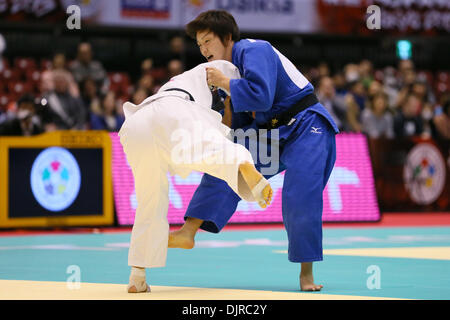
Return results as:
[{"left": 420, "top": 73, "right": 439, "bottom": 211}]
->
[
  {"left": 317, "top": 76, "right": 347, "bottom": 131},
  {"left": 115, "top": 98, "right": 125, "bottom": 118},
  {"left": 412, "top": 80, "right": 436, "bottom": 138},
  {"left": 70, "top": 42, "right": 109, "bottom": 95},
  {"left": 141, "top": 58, "right": 154, "bottom": 76},
  {"left": 303, "top": 65, "right": 319, "bottom": 86},
  {"left": 136, "top": 74, "right": 156, "bottom": 96},
  {"left": 317, "top": 62, "right": 330, "bottom": 78},
  {"left": 0, "top": 94, "right": 43, "bottom": 136},
  {"left": 168, "top": 35, "right": 185, "bottom": 61},
  {"left": 367, "top": 80, "right": 382, "bottom": 99},
  {"left": 382, "top": 66, "right": 400, "bottom": 108},
  {"left": 393, "top": 93, "right": 424, "bottom": 138},
  {"left": 432, "top": 96, "right": 450, "bottom": 140},
  {"left": 168, "top": 35, "right": 201, "bottom": 70},
  {"left": 358, "top": 59, "right": 374, "bottom": 89},
  {"left": 361, "top": 92, "right": 394, "bottom": 139},
  {"left": 397, "top": 59, "right": 415, "bottom": 87},
  {"left": 345, "top": 80, "right": 367, "bottom": 132},
  {"left": 41, "top": 52, "right": 79, "bottom": 97},
  {"left": 411, "top": 80, "right": 434, "bottom": 109},
  {"left": 0, "top": 109, "right": 5, "bottom": 125},
  {"left": 344, "top": 63, "right": 360, "bottom": 83},
  {"left": 81, "top": 77, "right": 102, "bottom": 117},
  {"left": 0, "top": 98, "right": 15, "bottom": 124},
  {"left": 394, "top": 66, "right": 417, "bottom": 109},
  {"left": 0, "top": 33, "right": 6, "bottom": 73},
  {"left": 132, "top": 88, "right": 148, "bottom": 105},
  {"left": 333, "top": 72, "right": 348, "bottom": 96},
  {"left": 167, "top": 59, "right": 184, "bottom": 79},
  {"left": 90, "top": 91, "right": 124, "bottom": 132},
  {"left": 41, "top": 70, "right": 86, "bottom": 130}
]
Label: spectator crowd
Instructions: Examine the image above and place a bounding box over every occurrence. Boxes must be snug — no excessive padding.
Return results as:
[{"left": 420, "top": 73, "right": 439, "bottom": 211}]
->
[
  {"left": 0, "top": 36, "right": 449, "bottom": 141},
  {"left": 0, "top": 36, "right": 186, "bottom": 136},
  {"left": 307, "top": 59, "right": 450, "bottom": 141}
]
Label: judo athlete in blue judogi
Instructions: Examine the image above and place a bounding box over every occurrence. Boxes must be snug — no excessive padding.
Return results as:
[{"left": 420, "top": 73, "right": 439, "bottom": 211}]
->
[{"left": 168, "top": 10, "right": 339, "bottom": 291}]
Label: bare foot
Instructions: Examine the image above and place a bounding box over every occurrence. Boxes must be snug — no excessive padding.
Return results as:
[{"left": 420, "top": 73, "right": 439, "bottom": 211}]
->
[
  {"left": 239, "top": 162, "right": 273, "bottom": 208},
  {"left": 168, "top": 229, "right": 195, "bottom": 249},
  {"left": 300, "top": 262, "right": 323, "bottom": 292},
  {"left": 300, "top": 275, "right": 323, "bottom": 292},
  {"left": 260, "top": 183, "right": 273, "bottom": 208}
]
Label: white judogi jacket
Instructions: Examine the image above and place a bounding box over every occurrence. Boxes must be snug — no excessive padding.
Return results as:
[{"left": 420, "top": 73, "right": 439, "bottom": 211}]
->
[
  {"left": 122, "top": 60, "right": 239, "bottom": 119},
  {"left": 119, "top": 60, "right": 253, "bottom": 182},
  {"left": 119, "top": 61, "right": 257, "bottom": 268}
]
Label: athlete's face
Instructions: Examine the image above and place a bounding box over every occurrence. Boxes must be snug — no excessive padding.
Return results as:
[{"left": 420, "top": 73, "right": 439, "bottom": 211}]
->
[{"left": 196, "top": 30, "right": 233, "bottom": 62}]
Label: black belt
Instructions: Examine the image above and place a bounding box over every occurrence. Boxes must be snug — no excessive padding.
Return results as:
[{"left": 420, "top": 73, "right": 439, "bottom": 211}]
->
[
  {"left": 164, "top": 88, "right": 195, "bottom": 102},
  {"left": 259, "top": 93, "right": 319, "bottom": 129}
]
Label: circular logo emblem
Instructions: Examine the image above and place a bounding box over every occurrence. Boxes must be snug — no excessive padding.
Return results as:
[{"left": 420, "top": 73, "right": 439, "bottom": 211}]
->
[
  {"left": 30, "top": 147, "right": 81, "bottom": 212},
  {"left": 403, "top": 143, "right": 446, "bottom": 205}
]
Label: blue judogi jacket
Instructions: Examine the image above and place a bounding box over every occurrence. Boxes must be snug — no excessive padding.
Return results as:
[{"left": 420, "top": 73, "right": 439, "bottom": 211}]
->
[
  {"left": 228, "top": 39, "right": 339, "bottom": 135},
  {"left": 185, "top": 39, "right": 339, "bottom": 252}
]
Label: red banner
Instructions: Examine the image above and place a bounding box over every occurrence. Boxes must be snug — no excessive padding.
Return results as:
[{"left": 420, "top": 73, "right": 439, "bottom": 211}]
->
[
  {"left": 369, "top": 137, "right": 450, "bottom": 212},
  {"left": 318, "top": 0, "right": 450, "bottom": 35}
]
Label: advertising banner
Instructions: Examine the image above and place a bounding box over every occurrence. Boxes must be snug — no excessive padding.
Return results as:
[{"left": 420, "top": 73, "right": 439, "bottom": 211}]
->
[
  {"left": 111, "top": 132, "right": 380, "bottom": 226},
  {"left": 92, "top": 0, "right": 182, "bottom": 29},
  {"left": 317, "top": 0, "right": 450, "bottom": 35},
  {"left": 181, "top": 0, "right": 319, "bottom": 33},
  {"left": 0, "top": 0, "right": 448, "bottom": 34},
  {"left": 0, "top": 0, "right": 182, "bottom": 29}
]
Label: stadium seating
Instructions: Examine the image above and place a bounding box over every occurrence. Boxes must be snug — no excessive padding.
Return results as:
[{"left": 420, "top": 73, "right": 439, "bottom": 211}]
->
[
  {"left": 40, "top": 59, "right": 52, "bottom": 71},
  {"left": 0, "top": 93, "right": 14, "bottom": 110},
  {"left": 108, "top": 72, "right": 131, "bottom": 97},
  {"left": 0, "top": 55, "right": 448, "bottom": 110},
  {"left": 14, "top": 57, "right": 37, "bottom": 74}
]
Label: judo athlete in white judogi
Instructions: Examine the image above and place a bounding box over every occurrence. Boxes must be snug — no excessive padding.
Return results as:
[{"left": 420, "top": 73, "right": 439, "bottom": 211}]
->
[{"left": 118, "top": 60, "right": 273, "bottom": 293}]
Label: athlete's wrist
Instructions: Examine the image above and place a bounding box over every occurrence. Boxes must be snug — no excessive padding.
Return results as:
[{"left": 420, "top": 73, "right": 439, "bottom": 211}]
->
[{"left": 220, "top": 77, "right": 231, "bottom": 93}]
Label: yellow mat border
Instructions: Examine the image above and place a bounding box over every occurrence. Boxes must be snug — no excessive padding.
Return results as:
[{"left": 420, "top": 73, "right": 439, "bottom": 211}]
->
[
  {"left": 274, "top": 247, "right": 450, "bottom": 260},
  {"left": 0, "top": 280, "right": 405, "bottom": 300}
]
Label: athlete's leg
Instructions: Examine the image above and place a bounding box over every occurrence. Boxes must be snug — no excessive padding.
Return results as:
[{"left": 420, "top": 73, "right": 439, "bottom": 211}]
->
[
  {"left": 280, "top": 111, "right": 336, "bottom": 291},
  {"left": 169, "top": 130, "right": 272, "bottom": 248},
  {"left": 119, "top": 112, "right": 170, "bottom": 292}
]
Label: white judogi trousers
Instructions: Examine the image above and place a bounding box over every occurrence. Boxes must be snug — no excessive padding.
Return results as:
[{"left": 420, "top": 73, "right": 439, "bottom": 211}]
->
[{"left": 119, "top": 93, "right": 255, "bottom": 268}]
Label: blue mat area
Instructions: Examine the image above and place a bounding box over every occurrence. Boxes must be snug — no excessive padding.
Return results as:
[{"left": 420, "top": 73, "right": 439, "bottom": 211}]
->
[{"left": 0, "top": 226, "right": 449, "bottom": 299}]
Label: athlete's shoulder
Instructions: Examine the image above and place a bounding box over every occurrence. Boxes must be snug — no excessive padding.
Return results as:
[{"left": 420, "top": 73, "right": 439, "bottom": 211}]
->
[
  {"left": 235, "top": 38, "right": 273, "bottom": 52},
  {"left": 233, "top": 39, "right": 275, "bottom": 64},
  {"left": 201, "top": 60, "right": 237, "bottom": 70},
  {"left": 181, "top": 60, "right": 233, "bottom": 75}
]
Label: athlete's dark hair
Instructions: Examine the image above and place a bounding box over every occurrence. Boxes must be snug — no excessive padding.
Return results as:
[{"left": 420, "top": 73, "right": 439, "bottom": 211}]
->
[{"left": 186, "top": 10, "right": 240, "bottom": 44}]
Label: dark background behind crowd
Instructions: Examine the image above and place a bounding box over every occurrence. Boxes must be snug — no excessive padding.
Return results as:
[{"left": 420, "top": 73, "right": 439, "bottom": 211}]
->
[{"left": 0, "top": 27, "right": 449, "bottom": 141}]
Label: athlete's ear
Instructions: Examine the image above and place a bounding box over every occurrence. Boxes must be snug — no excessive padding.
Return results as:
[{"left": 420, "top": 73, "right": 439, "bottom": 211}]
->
[{"left": 224, "top": 34, "right": 233, "bottom": 46}]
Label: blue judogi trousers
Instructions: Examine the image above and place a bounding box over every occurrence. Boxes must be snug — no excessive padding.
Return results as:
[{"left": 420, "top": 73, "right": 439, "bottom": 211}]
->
[{"left": 184, "top": 103, "right": 337, "bottom": 262}]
